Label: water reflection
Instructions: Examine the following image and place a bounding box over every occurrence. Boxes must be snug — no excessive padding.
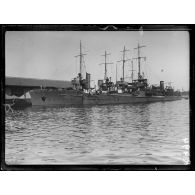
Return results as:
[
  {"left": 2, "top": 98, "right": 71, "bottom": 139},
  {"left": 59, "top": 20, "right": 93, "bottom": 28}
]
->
[{"left": 5, "top": 99, "right": 189, "bottom": 164}]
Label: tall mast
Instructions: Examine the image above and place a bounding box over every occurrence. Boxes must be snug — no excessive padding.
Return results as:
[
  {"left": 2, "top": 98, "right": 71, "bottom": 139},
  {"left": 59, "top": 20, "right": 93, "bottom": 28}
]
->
[
  {"left": 116, "top": 63, "right": 118, "bottom": 83},
  {"left": 75, "top": 41, "right": 86, "bottom": 80},
  {"left": 130, "top": 60, "right": 136, "bottom": 82},
  {"left": 100, "top": 50, "right": 113, "bottom": 80},
  {"left": 122, "top": 46, "right": 125, "bottom": 80},
  {"left": 80, "top": 41, "right": 82, "bottom": 75},
  {"left": 117, "top": 46, "right": 131, "bottom": 82},
  {"left": 133, "top": 43, "right": 146, "bottom": 79}
]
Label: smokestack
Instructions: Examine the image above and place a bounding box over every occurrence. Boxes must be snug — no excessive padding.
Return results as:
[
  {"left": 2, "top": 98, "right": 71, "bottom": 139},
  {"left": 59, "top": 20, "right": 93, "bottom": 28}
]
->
[
  {"left": 86, "top": 73, "right": 90, "bottom": 89},
  {"left": 160, "top": 81, "right": 164, "bottom": 91}
]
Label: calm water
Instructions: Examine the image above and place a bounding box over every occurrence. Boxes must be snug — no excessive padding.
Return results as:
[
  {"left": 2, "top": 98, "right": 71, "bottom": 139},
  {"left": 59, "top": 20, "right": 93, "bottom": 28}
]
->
[{"left": 5, "top": 99, "right": 190, "bottom": 165}]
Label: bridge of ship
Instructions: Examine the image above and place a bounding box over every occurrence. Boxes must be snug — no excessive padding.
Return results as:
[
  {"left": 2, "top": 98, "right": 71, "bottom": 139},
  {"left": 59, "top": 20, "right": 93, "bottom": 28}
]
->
[{"left": 5, "top": 76, "right": 72, "bottom": 97}]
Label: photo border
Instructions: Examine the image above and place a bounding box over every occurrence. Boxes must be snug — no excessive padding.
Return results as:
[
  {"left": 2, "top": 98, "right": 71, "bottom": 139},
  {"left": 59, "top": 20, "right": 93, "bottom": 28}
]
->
[{"left": 1, "top": 24, "right": 194, "bottom": 171}]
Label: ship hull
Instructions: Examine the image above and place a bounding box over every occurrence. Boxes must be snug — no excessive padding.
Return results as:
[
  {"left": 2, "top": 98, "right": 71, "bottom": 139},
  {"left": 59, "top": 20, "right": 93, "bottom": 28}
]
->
[
  {"left": 29, "top": 89, "right": 83, "bottom": 106},
  {"left": 83, "top": 94, "right": 182, "bottom": 105},
  {"left": 30, "top": 89, "right": 182, "bottom": 106}
]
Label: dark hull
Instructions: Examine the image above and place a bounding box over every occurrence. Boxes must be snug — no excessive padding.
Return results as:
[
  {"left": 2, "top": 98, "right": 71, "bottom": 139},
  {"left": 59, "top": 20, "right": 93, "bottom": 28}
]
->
[
  {"left": 29, "top": 89, "right": 83, "bottom": 106},
  {"left": 30, "top": 89, "right": 182, "bottom": 106},
  {"left": 83, "top": 94, "right": 182, "bottom": 105}
]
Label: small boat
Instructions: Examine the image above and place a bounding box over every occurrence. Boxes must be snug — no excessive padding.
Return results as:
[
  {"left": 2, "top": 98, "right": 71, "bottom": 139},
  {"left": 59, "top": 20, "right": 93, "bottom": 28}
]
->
[{"left": 5, "top": 94, "right": 32, "bottom": 108}]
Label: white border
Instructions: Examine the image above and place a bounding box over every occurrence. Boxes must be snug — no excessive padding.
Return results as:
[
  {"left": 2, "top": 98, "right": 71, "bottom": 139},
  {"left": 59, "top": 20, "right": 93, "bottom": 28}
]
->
[
  {"left": 1, "top": 1, "right": 194, "bottom": 195},
  {"left": 0, "top": 0, "right": 194, "bottom": 24}
]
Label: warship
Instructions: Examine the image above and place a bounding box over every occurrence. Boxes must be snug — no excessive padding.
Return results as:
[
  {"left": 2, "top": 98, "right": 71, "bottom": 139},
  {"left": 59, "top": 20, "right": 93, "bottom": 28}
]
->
[
  {"left": 30, "top": 42, "right": 182, "bottom": 106},
  {"left": 82, "top": 44, "right": 182, "bottom": 105},
  {"left": 29, "top": 41, "right": 90, "bottom": 106}
]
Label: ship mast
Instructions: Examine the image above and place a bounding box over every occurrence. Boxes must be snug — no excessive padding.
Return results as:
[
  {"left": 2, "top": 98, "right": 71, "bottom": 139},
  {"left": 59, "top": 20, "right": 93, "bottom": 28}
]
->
[
  {"left": 80, "top": 41, "right": 82, "bottom": 75},
  {"left": 117, "top": 46, "right": 131, "bottom": 82},
  {"left": 100, "top": 50, "right": 113, "bottom": 80},
  {"left": 75, "top": 41, "right": 86, "bottom": 80},
  {"left": 130, "top": 60, "right": 136, "bottom": 82},
  {"left": 116, "top": 63, "right": 118, "bottom": 83},
  {"left": 133, "top": 43, "right": 146, "bottom": 79}
]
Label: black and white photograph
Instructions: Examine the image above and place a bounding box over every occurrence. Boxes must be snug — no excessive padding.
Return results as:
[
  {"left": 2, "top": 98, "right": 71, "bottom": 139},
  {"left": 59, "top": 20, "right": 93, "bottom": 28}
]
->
[{"left": 3, "top": 27, "right": 190, "bottom": 168}]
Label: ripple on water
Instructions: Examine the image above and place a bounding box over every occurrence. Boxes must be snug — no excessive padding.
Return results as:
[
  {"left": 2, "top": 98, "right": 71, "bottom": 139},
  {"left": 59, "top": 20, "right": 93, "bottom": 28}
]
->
[{"left": 5, "top": 99, "right": 189, "bottom": 165}]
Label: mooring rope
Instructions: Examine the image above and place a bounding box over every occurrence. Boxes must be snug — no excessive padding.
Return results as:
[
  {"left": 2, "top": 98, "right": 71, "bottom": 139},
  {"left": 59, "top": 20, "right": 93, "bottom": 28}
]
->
[{"left": 4, "top": 99, "right": 15, "bottom": 114}]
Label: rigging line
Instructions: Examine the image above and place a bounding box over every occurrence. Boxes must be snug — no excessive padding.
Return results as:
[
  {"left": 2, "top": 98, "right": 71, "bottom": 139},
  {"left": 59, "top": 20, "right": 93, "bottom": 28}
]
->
[
  {"left": 75, "top": 56, "right": 78, "bottom": 75},
  {"left": 82, "top": 57, "right": 87, "bottom": 73},
  {"left": 144, "top": 60, "right": 149, "bottom": 81}
]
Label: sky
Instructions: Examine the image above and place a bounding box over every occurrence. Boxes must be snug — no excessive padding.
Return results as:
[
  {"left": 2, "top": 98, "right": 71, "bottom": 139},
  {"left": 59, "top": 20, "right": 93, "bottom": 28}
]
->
[{"left": 6, "top": 31, "right": 189, "bottom": 91}]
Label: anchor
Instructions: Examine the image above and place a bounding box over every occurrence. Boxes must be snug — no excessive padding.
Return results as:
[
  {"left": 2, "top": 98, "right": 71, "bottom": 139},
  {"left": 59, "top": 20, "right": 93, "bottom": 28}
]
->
[{"left": 41, "top": 96, "right": 46, "bottom": 102}]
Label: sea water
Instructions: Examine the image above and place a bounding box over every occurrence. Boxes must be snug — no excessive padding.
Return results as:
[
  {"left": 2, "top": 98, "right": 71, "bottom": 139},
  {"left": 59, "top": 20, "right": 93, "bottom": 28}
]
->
[{"left": 5, "top": 99, "right": 190, "bottom": 165}]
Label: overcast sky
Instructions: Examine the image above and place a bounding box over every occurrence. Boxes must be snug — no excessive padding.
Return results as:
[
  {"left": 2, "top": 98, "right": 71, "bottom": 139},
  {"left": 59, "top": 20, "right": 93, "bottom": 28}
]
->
[{"left": 6, "top": 31, "right": 189, "bottom": 90}]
